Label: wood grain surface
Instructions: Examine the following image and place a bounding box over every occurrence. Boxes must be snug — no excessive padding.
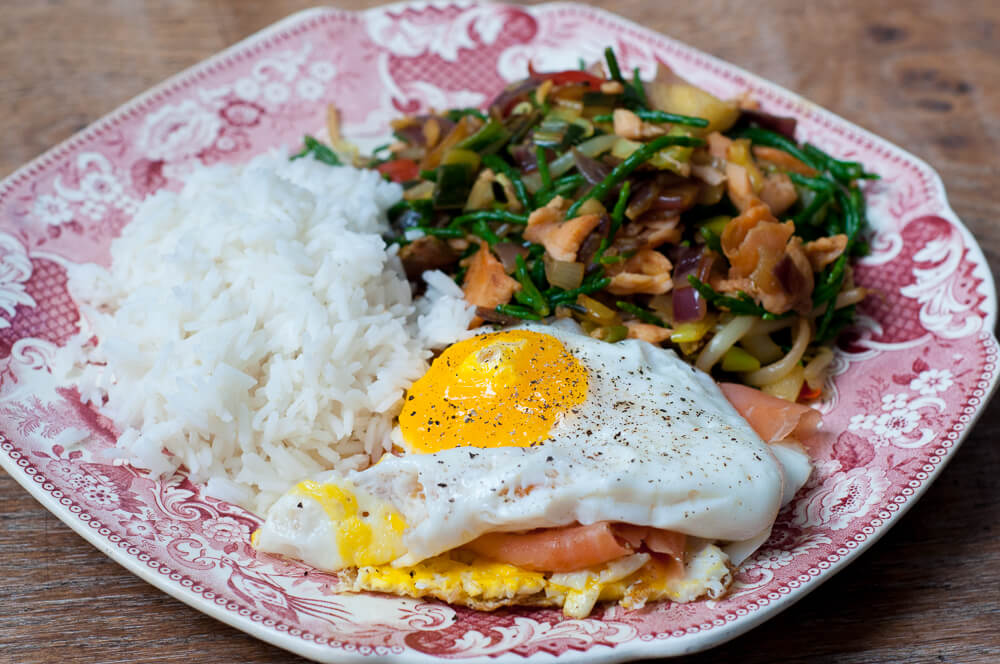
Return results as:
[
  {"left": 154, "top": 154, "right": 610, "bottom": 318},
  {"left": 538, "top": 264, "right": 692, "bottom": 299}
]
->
[{"left": 2, "top": 1, "right": 999, "bottom": 663}]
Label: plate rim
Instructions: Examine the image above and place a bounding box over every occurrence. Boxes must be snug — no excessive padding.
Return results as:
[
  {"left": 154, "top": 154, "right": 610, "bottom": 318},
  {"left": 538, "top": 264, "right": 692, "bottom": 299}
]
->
[{"left": 1, "top": 2, "right": 997, "bottom": 662}]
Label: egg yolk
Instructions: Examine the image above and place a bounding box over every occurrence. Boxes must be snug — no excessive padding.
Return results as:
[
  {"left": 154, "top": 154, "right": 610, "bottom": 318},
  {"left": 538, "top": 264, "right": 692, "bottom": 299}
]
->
[
  {"left": 399, "top": 329, "right": 588, "bottom": 453},
  {"left": 293, "top": 480, "right": 407, "bottom": 567}
]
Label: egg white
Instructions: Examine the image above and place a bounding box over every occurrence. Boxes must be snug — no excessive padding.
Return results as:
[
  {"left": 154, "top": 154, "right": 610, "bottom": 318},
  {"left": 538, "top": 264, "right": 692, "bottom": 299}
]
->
[{"left": 257, "top": 323, "right": 808, "bottom": 571}]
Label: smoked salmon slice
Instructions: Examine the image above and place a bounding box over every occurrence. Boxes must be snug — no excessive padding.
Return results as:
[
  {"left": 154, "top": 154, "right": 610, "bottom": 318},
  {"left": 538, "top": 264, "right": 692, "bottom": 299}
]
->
[
  {"left": 524, "top": 211, "right": 602, "bottom": 263},
  {"left": 642, "top": 528, "right": 687, "bottom": 561},
  {"left": 461, "top": 244, "right": 520, "bottom": 314},
  {"left": 464, "top": 522, "right": 632, "bottom": 572},
  {"left": 751, "top": 145, "right": 818, "bottom": 177},
  {"left": 463, "top": 522, "right": 687, "bottom": 572},
  {"left": 610, "top": 524, "right": 686, "bottom": 562},
  {"left": 460, "top": 384, "right": 815, "bottom": 575},
  {"left": 719, "top": 382, "right": 821, "bottom": 443}
]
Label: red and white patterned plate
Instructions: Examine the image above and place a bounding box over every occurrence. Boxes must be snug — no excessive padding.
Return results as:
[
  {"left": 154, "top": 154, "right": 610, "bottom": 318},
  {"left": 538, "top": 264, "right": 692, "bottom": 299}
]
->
[{"left": 1, "top": 2, "right": 996, "bottom": 662}]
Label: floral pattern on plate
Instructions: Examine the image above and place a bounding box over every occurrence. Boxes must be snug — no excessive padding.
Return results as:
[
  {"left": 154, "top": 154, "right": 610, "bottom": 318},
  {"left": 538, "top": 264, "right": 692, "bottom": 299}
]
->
[{"left": 0, "top": 2, "right": 996, "bottom": 662}]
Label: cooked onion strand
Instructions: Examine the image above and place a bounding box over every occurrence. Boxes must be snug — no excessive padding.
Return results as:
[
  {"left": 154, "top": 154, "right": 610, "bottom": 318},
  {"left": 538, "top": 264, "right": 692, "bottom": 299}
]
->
[
  {"left": 743, "top": 317, "right": 810, "bottom": 386},
  {"left": 696, "top": 316, "right": 755, "bottom": 372}
]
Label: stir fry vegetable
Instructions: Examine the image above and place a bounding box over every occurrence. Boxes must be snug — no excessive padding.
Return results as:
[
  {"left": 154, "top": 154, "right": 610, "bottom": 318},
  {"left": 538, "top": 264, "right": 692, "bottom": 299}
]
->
[{"left": 298, "top": 47, "right": 876, "bottom": 402}]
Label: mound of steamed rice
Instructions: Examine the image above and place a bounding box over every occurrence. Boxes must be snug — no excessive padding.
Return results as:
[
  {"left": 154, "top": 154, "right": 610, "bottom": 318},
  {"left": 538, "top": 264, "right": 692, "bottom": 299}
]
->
[{"left": 56, "top": 153, "right": 474, "bottom": 513}]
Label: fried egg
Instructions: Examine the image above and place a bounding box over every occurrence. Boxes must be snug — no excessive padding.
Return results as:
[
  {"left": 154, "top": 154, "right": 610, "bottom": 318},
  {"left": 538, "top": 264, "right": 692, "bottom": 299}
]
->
[{"left": 255, "top": 323, "right": 810, "bottom": 616}]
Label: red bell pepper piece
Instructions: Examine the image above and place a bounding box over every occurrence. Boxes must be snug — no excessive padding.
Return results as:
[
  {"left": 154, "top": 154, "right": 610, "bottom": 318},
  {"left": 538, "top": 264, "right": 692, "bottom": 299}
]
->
[
  {"left": 527, "top": 62, "right": 606, "bottom": 90},
  {"left": 798, "top": 383, "right": 822, "bottom": 402},
  {"left": 376, "top": 158, "right": 420, "bottom": 183}
]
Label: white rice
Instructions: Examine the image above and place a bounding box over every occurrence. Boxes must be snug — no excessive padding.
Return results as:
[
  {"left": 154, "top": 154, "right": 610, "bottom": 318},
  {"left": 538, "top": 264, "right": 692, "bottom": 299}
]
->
[{"left": 55, "top": 153, "right": 475, "bottom": 513}]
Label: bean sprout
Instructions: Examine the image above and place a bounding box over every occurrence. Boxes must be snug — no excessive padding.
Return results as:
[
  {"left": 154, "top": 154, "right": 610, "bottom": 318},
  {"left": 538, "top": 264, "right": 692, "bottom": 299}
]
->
[
  {"left": 742, "top": 317, "right": 810, "bottom": 386},
  {"left": 803, "top": 346, "right": 835, "bottom": 390},
  {"left": 740, "top": 334, "right": 784, "bottom": 365},
  {"left": 696, "top": 316, "right": 755, "bottom": 372}
]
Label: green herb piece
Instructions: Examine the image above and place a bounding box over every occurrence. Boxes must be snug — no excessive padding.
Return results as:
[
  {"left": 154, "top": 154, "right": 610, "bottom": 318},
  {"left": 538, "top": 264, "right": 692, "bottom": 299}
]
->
[
  {"left": 548, "top": 273, "right": 611, "bottom": 306},
  {"left": 446, "top": 108, "right": 487, "bottom": 122},
  {"left": 449, "top": 210, "right": 529, "bottom": 229},
  {"left": 553, "top": 173, "right": 585, "bottom": 189},
  {"left": 848, "top": 189, "right": 870, "bottom": 256},
  {"left": 496, "top": 303, "right": 542, "bottom": 321},
  {"left": 469, "top": 219, "right": 500, "bottom": 245},
  {"left": 809, "top": 185, "right": 866, "bottom": 341},
  {"left": 813, "top": 254, "right": 848, "bottom": 304},
  {"left": 591, "top": 109, "right": 709, "bottom": 128},
  {"left": 740, "top": 128, "right": 879, "bottom": 184},
  {"left": 514, "top": 255, "right": 550, "bottom": 317},
  {"left": 417, "top": 226, "right": 465, "bottom": 239},
  {"left": 834, "top": 189, "right": 862, "bottom": 243},
  {"left": 457, "top": 119, "right": 510, "bottom": 153},
  {"left": 604, "top": 46, "right": 624, "bottom": 83},
  {"left": 793, "top": 187, "right": 833, "bottom": 227},
  {"left": 530, "top": 259, "right": 547, "bottom": 290},
  {"left": 513, "top": 289, "right": 533, "bottom": 307},
  {"left": 535, "top": 145, "right": 553, "bottom": 192},
  {"left": 815, "top": 303, "right": 856, "bottom": 344},
  {"left": 637, "top": 109, "right": 709, "bottom": 127},
  {"left": 616, "top": 301, "right": 666, "bottom": 327},
  {"left": 536, "top": 173, "right": 585, "bottom": 207},
  {"left": 593, "top": 180, "right": 632, "bottom": 262},
  {"left": 632, "top": 68, "right": 649, "bottom": 107},
  {"left": 610, "top": 180, "right": 631, "bottom": 228},
  {"left": 290, "top": 135, "right": 341, "bottom": 166},
  {"left": 849, "top": 186, "right": 868, "bottom": 243},
  {"left": 553, "top": 177, "right": 585, "bottom": 198},
  {"left": 699, "top": 226, "right": 722, "bottom": 253},
  {"left": 814, "top": 297, "right": 838, "bottom": 342},
  {"left": 533, "top": 191, "right": 556, "bottom": 208},
  {"left": 851, "top": 238, "right": 870, "bottom": 257},
  {"left": 803, "top": 144, "right": 879, "bottom": 183},
  {"left": 687, "top": 276, "right": 788, "bottom": 320},
  {"left": 736, "top": 128, "right": 819, "bottom": 172},
  {"left": 565, "top": 135, "right": 704, "bottom": 218},
  {"left": 602, "top": 47, "right": 646, "bottom": 111},
  {"left": 787, "top": 171, "right": 836, "bottom": 192},
  {"left": 524, "top": 245, "right": 547, "bottom": 288}
]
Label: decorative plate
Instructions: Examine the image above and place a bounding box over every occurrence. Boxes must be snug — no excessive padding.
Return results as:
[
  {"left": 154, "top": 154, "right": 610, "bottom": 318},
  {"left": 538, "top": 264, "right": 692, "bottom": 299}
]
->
[{"left": 1, "top": 2, "right": 996, "bottom": 662}]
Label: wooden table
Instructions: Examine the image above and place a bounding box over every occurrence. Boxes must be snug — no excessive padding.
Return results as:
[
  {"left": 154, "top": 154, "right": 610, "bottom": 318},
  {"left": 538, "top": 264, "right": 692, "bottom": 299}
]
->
[{"left": 2, "top": 1, "right": 998, "bottom": 662}]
